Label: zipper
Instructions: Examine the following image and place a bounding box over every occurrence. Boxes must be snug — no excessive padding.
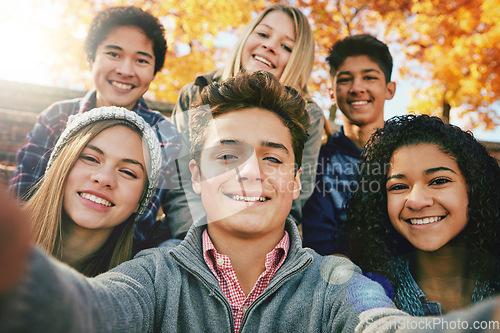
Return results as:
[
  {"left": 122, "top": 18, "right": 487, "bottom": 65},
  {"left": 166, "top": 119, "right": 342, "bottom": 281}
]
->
[
  {"left": 239, "top": 257, "right": 312, "bottom": 331},
  {"left": 170, "top": 252, "right": 235, "bottom": 332}
]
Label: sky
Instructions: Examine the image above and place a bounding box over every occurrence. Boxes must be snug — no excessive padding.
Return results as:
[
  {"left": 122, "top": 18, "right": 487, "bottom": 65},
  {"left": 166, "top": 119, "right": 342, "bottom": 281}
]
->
[{"left": 1, "top": 0, "right": 498, "bottom": 142}]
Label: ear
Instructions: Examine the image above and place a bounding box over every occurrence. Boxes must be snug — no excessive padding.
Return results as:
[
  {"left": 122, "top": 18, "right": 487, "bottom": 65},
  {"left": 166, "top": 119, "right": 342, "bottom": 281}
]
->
[
  {"left": 385, "top": 81, "right": 396, "bottom": 101},
  {"left": 292, "top": 168, "right": 302, "bottom": 200},
  {"left": 87, "top": 57, "right": 94, "bottom": 70},
  {"left": 328, "top": 85, "right": 336, "bottom": 104},
  {"left": 189, "top": 159, "right": 202, "bottom": 195}
]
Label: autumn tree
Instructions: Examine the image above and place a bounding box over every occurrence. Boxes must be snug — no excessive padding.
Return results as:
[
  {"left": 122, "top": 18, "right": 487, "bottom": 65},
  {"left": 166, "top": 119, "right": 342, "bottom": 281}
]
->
[
  {"left": 40, "top": 0, "right": 499, "bottom": 129},
  {"left": 368, "top": 0, "right": 500, "bottom": 129}
]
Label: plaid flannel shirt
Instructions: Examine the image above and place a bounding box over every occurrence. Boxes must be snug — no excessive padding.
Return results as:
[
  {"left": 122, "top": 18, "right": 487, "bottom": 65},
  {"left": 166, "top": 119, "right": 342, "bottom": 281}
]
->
[{"left": 9, "top": 89, "right": 180, "bottom": 249}]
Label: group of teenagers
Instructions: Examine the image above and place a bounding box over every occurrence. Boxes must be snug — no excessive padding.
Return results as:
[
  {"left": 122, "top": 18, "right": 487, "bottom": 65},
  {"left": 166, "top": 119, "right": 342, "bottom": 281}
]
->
[{"left": 0, "top": 4, "right": 499, "bottom": 332}]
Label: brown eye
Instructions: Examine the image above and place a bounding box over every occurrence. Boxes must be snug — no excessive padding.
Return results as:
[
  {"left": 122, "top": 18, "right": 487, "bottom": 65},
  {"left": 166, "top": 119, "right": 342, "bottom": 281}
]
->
[{"left": 430, "top": 177, "right": 451, "bottom": 186}]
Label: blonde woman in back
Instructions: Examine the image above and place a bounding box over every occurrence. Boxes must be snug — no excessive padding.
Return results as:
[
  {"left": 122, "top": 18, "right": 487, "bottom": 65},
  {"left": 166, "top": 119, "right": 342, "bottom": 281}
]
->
[{"left": 167, "top": 4, "right": 324, "bottom": 238}]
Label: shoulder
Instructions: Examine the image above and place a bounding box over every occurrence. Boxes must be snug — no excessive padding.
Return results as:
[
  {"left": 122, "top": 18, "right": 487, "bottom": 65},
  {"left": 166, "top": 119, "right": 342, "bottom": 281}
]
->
[
  {"left": 116, "top": 246, "right": 179, "bottom": 277},
  {"left": 39, "top": 98, "right": 82, "bottom": 120},
  {"left": 179, "top": 71, "right": 219, "bottom": 96},
  {"left": 305, "top": 100, "right": 324, "bottom": 123}
]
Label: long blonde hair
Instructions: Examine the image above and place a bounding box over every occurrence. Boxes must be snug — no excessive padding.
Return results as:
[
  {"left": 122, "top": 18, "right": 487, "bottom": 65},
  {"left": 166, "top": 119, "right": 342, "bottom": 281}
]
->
[
  {"left": 221, "top": 4, "right": 315, "bottom": 97},
  {"left": 25, "top": 120, "right": 145, "bottom": 276}
]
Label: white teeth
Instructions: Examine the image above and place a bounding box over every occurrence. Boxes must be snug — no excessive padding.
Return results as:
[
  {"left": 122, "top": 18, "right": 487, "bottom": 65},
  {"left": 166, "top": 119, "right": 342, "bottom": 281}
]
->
[
  {"left": 351, "top": 101, "right": 368, "bottom": 106},
  {"left": 230, "top": 194, "right": 267, "bottom": 202},
  {"left": 79, "top": 193, "right": 113, "bottom": 207},
  {"left": 254, "top": 55, "right": 272, "bottom": 67},
  {"left": 112, "top": 81, "right": 133, "bottom": 90},
  {"left": 409, "top": 216, "right": 441, "bottom": 225}
]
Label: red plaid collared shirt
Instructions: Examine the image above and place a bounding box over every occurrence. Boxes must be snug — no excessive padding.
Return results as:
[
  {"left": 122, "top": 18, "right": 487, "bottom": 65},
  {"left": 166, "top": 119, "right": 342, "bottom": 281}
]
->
[{"left": 202, "top": 229, "right": 289, "bottom": 333}]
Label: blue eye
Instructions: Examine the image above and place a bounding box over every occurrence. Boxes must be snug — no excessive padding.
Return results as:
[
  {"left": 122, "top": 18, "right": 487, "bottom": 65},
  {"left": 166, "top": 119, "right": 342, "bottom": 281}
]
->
[
  {"left": 257, "top": 32, "right": 268, "bottom": 38},
  {"left": 282, "top": 44, "right": 292, "bottom": 52}
]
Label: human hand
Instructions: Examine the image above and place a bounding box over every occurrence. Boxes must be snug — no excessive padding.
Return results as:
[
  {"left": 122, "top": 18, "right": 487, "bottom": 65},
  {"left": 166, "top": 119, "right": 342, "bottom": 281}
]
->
[{"left": 0, "top": 185, "right": 31, "bottom": 294}]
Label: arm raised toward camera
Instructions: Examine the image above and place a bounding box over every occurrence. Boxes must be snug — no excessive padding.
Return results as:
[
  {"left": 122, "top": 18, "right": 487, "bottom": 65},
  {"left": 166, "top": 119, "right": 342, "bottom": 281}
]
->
[{"left": 0, "top": 186, "right": 31, "bottom": 294}]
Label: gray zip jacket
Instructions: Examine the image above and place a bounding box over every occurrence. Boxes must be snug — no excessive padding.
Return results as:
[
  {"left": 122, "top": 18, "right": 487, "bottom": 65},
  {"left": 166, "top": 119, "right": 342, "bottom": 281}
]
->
[{"left": 1, "top": 218, "right": 498, "bottom": 332}]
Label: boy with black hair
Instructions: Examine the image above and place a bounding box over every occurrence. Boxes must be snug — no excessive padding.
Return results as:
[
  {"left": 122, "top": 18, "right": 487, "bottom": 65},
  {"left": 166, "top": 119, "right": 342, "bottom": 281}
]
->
[
  {"left": 9, "top": 6, "right": 179, "bottom": 251},
  {"left": 1, "top": 71, "right": 498, "bottom": 333},
  {"left": 302, "top": 34, "right": 396, "bottom": 255}
]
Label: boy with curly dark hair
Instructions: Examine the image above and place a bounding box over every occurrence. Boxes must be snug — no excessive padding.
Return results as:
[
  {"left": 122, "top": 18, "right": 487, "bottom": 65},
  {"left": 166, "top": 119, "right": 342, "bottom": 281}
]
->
[{"left": 9, "top": 6, "right": 179, "bottom": 252}]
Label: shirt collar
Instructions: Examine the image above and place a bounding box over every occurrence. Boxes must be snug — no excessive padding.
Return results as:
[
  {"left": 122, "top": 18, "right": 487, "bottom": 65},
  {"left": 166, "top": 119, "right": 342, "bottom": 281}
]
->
[
  {"left": 77, "top": 89, "right": 148, "bottom": 114},
  {"left": 201, "top": 228, "right": 289, "bottom": 271}
]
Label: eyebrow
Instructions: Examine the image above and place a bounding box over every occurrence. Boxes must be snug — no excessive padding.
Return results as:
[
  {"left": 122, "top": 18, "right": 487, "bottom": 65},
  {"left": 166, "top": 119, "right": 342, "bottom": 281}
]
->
[
  {"left": 218, "top": 139, "right": 289, "bottom": 154},
  {"left": 260, "top": 140, "right": 289, "bottom": 154},
  {"left": 425, "top": 166, "right": 457, "bottom": 175},
  {"left": 258, "top": 23, "right": 295, "bottom": 42},
  {"left": 104, "top": 44, "right": 153, "bottom": 59},
  {"left": 387, "top": 166, "right": 457, "bottom": 181},
  {"left": 86, "top": 145, "right": 145, "bottom": 171},
  {"left": 337, "top": 68, "right": 382, "bottom": 76}
]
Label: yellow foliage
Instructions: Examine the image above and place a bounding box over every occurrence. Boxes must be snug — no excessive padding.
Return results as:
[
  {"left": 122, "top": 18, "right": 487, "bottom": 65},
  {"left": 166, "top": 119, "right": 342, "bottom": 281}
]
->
[{"left": 34, "top": 0, "right": 499, "bottom": 129}]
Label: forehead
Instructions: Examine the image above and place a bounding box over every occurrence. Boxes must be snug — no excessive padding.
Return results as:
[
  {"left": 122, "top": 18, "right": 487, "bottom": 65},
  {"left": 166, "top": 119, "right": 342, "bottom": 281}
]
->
[
  {"left": 89, "top": 125, "right": 142, "bottom": 147},
  {"left": 389, "top": 143, "right": 459, "bottom": 173},
  {"left": 99, "top": 25, "right": 152, "bottom": 47},
  {"left": 336, "top": 55, "right": 382, "bottom": 74},
  {"left": 202, "top": 108, "right": 293, "bottom": 149},
  {"left": 256, "top": 10, "right": 295, "bottom": 38}
]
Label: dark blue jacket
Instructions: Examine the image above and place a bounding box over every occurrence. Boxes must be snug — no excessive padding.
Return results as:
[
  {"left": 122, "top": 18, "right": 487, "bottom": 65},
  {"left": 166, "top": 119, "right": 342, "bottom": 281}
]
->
[{"left": 302, "top": 127, "right": 361, "bottom": 255}]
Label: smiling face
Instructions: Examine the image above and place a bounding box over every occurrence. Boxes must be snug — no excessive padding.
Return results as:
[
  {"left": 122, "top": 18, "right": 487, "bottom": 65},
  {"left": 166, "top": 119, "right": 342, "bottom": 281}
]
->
[
  {"left": 190, "top": 108, "right": 301, "bottom": 242},
  {"left": 386, "top": 143, "right": 469, "bottom": 252},
  {"left": 241, "top": 10, "right": 295, "bottom": 79},
  {"left": 63, "top": 125, "right": 147, "bottom": 236},
  {"left": 90, "top": 25, "right": 156, "bottom": 110},
  {"left": 332, "top": 55, "right": 395, "bottom": 129}
]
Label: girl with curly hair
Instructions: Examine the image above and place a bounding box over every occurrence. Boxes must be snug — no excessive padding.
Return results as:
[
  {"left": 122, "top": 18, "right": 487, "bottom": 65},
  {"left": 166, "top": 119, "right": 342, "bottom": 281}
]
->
[{"left": 344, "top": 114, "right": 500, "bottom": 316}]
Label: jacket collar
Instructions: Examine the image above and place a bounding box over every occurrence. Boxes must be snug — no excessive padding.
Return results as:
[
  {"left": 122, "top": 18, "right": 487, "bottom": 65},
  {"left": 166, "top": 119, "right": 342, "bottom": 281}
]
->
[
  {"left": 194, "top": 70, "right": 223, "bottom": 90},
  {"left": 170, "top": 217, "right": 312, "bottom": 285}
]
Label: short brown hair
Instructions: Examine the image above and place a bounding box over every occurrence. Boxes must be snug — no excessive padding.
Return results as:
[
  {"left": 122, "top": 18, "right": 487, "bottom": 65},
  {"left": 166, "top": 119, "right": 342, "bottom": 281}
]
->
[{"left": 189, "top": 70, "right": 309, "bottom": 168}]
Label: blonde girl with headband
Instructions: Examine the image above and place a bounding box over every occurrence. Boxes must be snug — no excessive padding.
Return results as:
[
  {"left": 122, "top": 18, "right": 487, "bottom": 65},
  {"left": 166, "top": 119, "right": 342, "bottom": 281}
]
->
[
  {"left": 168, "top": 4, "right": 324, "bottom": 237},
  {"left": 24, "top": 106, "right": 162, "bottom": 277}
]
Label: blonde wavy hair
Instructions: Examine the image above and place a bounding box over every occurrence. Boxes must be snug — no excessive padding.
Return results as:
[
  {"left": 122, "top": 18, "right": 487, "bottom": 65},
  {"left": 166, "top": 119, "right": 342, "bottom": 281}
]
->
[
  {"left": 24, "top": 120, "right": 146, "bottom": 277},
  {"left": 221, "top": 4, "right": 315, "bottom": 98}
]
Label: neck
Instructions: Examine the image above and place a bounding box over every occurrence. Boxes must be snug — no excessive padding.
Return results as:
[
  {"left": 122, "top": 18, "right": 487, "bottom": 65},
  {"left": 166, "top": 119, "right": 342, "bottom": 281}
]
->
[
  {"left": 207, "top": 223, "right": 286, "bottom": 295},
  {"left": 61, "top": 216, "right": 113, "bottom": 267},
  {"left": 413, "top": 245, "right": 470, "bottom": 280},
  {"left": 343, "top": 119, "right": 384, "bottom": 149},
  {"left": 411, "top": 243, "right": 475, "bottom": 313}
]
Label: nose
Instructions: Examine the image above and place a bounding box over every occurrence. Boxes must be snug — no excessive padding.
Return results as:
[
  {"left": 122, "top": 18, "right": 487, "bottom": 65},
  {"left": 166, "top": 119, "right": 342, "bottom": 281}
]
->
[
  {"left": 236, "top": 153, "right": 262, "bottom": 182},
  {"left": 91, "top": 167, "right": 117, "bottom": 188},
  {"left": 116, "top": 58, "right": 135, "bottom": 77},
  {"left": 405, "top": 185, "right": 433, "bottom": 211},
  {"left": 262, "top": 38, "right": 278, "bottom": 54},
  {"left": 349, "top": 77, "right": 366, "bottom": 94}
]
